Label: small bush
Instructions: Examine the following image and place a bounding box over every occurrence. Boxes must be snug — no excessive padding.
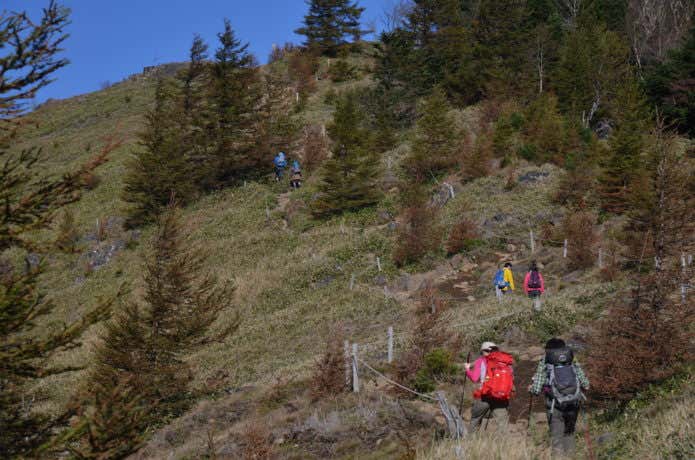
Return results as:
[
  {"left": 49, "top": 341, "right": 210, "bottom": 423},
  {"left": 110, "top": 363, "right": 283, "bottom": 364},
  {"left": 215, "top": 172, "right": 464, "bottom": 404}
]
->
[
  {"left": 310, "top": 327, "right": 346, "bottom": 400},
  {"left": 80, "top": 171, "right": 102, "bottom": 190},
  {"left": 413, "top": 349, "right": 457, "bottom": 393},
  {"left": 330, "top": 59, "right": 357, "bottom": 82},
  {"left": 561, "top": 210, "right": 597, "bottom": 270},
  {"left": 288, "top": 51, "right": 318, "bottom": 95},
  {"left": 55, "top": 209, "right": 79, "bottom": 252},
  {"left": 393, "top": 204, "right": 441, "bottom": 267},
  {"left": 446, "top": 217, "right": 480, "bottom": 255},
  {"left": 241, "top": 421, "right": 275, "bottom": 460},
  {"left": 302, "top": 125, "right": 328, "bottom": 173}
]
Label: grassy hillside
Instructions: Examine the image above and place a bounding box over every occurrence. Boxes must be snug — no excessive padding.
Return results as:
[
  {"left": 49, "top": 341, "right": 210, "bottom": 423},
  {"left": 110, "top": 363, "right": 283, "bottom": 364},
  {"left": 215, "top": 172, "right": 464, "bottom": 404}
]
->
[{"left": 17, "top": 52, "right": 691, "bottom": 459}]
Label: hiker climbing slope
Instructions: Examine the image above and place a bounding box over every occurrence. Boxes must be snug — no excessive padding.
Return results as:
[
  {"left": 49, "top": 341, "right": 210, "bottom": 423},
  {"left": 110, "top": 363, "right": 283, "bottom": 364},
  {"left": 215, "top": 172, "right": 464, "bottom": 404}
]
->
[
  {"left": 465, "top": 341, "right": 514, "bottom": 433},
  {"left": 493, "top": 262, "right": 515, "bottom": 301},
  {"left": 290, "top": 160, "right": 302, "bottom": 189},
  {"left": 273, "top": 151, "right": 287, "bottom": 181},
  {"left": 530, "top": 338, "right": 590, "bottom": 457},
  {"left": 524, "top": 261, "right": 545, "bottom": 311}
]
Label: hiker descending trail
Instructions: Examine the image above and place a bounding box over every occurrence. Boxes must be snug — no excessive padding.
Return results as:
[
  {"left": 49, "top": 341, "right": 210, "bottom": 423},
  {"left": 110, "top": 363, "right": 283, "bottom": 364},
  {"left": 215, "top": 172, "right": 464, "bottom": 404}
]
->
[
  {"left": 273, "top": 151, "right": 287, "bottom": 181},
  {"left": 530, "top": 338, "right": 590, "bottom": 457},
  {"left": 493, "top": 262, "right": 515, "bottom": 301},
  {"left": 524, "top": 261, "right": 545, "bottom": 311},
  {"left": 465, "top": 342, "right": 514, "bottom": 433}
]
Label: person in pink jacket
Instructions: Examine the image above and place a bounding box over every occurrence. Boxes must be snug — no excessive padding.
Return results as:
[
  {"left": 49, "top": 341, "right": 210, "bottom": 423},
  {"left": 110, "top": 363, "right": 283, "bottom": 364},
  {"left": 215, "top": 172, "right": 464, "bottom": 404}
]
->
[
  {"left": 523, "top": 260, "right": 545, "bottom": 311},
  {"left": 464, "top": 341, "right": 509, "bottom": 432}
]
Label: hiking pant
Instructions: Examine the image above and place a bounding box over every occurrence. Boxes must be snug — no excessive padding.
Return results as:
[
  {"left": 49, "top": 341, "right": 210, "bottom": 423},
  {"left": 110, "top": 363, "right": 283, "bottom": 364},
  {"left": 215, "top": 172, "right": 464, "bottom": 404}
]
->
[
  {"left": 545, "top": 399, "right": 579, "bottom": 457},
  {"left": 528, "top": 290, "right": 542, "bottom": 311},
  {"left": 495, "top": 286, "right": 503, "bottom": 302},
  {"left": 469, "top": 398, "right": 509, "bottom": 433}
]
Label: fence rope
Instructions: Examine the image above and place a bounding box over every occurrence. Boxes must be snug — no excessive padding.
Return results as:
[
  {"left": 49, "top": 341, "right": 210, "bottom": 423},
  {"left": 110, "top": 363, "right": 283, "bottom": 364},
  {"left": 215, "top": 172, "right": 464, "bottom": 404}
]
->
[{"left": 357, "top": 357, "right": 437, "bottom": 401}]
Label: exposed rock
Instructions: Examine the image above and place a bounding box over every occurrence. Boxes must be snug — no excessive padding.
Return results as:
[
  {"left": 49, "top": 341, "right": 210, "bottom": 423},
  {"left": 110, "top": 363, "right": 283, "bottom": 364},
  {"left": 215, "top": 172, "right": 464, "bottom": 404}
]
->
[
  {"left": 314, "top": 275, "right": 335, "bottom": 288},
  {"left": 83, "top": 240, "right": 127, "bottom": 270},
  {"left": 25, "top": 253, "right": 41, "bottom": 271},
  {"left": 518, "top": 170, "right": 550, "bottom": 184},
  {"left": 502, "top": 325, "right": 530, "bottom": 347},
  {"left": 594, "top": 119, "right": 613, "bottom": 139},
  {"left": 373, "top": 274, "right": 387, "bottom": 286},
  {"left": 430, "top": 183, "right": 456, "bottom": 208},
  {"left": 597, "top": 432, "right": 615, "bottom": 445},
  {"left": 562, "top": 270, "right": 583, "bottom": 283},
  {"left": 395, "top": 274, "right": 411, "bottom": 292},
  {"left": 376, "top": 210, "right": 393, "bottom": 224},
  {"left": 450, "top": 253, "right": 464, "bottom": 268}
]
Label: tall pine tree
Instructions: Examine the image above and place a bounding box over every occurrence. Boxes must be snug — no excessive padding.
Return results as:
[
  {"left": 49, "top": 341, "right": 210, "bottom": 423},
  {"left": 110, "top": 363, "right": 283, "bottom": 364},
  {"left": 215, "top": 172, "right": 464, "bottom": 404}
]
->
[
  {"left": 403, "top": 88, "right": 460, "bottom": 184},
  {"left": 599, "top": 79, "right": 651, "bottom": 214},
  {"left": 312, "top": 95, "right": 382, "bottom": 217},
  {"left": 0, "top": 3, "right": 119, "bottom": 456},
  {"left": 74, "top": 204, "right": 239, "bottom": 457},
  {"left": 122, "top": 78, "right": 195, "bottom": 227},
  {"left": 208, "top": 19, "right": 262, "bottom": 187},
  {"left": 295, "top": 0, "right": 365, "bottom": 56}
]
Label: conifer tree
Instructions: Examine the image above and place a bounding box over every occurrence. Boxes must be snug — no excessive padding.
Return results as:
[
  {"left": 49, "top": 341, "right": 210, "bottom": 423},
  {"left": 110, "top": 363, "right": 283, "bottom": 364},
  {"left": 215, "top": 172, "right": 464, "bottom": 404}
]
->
[
  {"left": 598, "top": 79, "right": 650, "bottom": 214},
  {"left": 469, "top": 0, "right": 534, "bottom": 99},
  {"left": 75, "top": 204, "right": 239, "bottom": 457},
  {"left": 122, "top": 78, "right": 195, "bottom": 227},
  {"left": 0, "top": 3, "right": 119, "bottom": 456},
  {"left": 554, "top": 22, "right": 629, "bottom": 125},
  {"left": 295, "top": 0, "right": 365, "bottom": 56},
  {"left": 208, "top": 19, "right": 262, "bottom": 186},
  {"left": 403, "top": 88, "right": 460, "bottom": 184},
  {"left": 257, "top": 65, "right": 300, "bottom": 159},
  {"left": 644, "top": 22, "right": 695, "bottom": 137},
  {"left": 589, "top": 125, "right": 694, "bottom": 403},
  {"left": 312, "top": 95, "right": 382, "bottom": 217}
]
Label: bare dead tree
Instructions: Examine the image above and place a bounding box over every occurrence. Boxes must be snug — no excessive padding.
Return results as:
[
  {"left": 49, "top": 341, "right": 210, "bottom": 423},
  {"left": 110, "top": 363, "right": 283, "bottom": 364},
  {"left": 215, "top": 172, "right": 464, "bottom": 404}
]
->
[
  {"left": 557, "top": 0, "right": 583, "bottom": 29},
  {"left": 627, "top": 0, "right": 694, "bottom": 70},
  {"left": 381, "top": 0, "right": 414, "bottom": 33}
]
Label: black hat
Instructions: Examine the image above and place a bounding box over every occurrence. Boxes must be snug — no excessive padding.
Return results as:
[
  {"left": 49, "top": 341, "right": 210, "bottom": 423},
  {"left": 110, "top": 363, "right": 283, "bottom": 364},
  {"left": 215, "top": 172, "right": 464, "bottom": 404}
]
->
[{"left": 545, "top": 338, "right": 566, "bottom": 349}]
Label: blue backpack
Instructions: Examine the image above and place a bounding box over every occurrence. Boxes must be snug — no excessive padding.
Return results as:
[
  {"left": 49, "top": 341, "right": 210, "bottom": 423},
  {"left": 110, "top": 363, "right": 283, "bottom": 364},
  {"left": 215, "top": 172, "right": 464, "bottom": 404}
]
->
[
  {"left": 493, "top": 269, "right": 508, "bottom": 289},
  {"left": 274, "top": 153, "right": 287, "bottom": 168}
]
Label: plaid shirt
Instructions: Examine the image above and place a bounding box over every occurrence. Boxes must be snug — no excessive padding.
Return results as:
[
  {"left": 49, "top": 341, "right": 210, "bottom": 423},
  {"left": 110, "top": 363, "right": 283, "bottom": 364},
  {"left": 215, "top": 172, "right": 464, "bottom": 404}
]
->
[{"left": 530, "top": 357, "right": 590, "bottom": 395}]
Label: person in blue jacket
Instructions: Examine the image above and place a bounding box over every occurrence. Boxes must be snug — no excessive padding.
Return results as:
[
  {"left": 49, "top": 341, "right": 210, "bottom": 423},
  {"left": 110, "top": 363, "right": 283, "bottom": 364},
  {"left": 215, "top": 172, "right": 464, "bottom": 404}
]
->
[{"left": 273, "top": 152, "right": 287, "bottom": 180}]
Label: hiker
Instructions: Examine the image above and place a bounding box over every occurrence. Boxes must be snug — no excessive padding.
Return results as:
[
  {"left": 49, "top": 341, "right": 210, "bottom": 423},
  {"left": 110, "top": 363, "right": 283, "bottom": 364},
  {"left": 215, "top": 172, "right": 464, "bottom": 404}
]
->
[
  {"left": 523, "top": 261, "right": 545, "bottom": 311},
  {"left": 529, "top": 338, "right": 590, "bottom": 457},
  {"left": 493, "top": 262, "right": 515, "bottom": 301},
  {"left": 464, "top": 341, "right": 514, "bottom": 433},
  {"left": 289, "top": 160, "right": 302, "bottom": 189},
  {"left": 273, "top": 151, "right": 287, "bottom": 181}
]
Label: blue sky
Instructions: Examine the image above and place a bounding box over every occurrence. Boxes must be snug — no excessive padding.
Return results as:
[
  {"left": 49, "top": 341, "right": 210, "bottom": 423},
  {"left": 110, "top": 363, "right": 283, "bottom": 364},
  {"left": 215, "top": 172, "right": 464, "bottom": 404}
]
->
[{"left": 3, "top": 0, "right": 390, "bottom": 103}]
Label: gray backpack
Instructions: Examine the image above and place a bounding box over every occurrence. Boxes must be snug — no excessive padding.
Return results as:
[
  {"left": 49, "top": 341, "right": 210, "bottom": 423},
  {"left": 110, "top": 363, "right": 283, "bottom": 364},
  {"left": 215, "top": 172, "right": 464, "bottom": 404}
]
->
[{"left": 545, "top": 347, "right": 582, "bottom": 409}]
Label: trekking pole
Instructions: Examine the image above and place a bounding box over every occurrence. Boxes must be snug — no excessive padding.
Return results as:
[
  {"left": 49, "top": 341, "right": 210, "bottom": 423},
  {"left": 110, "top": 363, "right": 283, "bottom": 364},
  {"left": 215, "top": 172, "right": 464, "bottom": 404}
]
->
[
  {"left": 457, "top": 352, "right": 472, "bottom": 416},
  {"left": 526, "top": 394, "right": 534, "bottom": 435},
  {"left": 581, "top": 403, "right": 596, "bottom": 460}
]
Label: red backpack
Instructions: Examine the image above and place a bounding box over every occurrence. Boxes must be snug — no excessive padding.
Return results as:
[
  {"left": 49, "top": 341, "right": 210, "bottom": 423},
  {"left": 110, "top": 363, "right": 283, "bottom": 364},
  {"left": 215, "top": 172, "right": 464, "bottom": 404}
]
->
[{"left": 474, "top": 351, "right": 515, "bottom": 402}]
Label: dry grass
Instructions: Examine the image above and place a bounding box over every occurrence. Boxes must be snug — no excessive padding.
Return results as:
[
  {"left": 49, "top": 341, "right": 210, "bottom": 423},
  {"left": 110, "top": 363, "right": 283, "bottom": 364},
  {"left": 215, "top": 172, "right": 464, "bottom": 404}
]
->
[{"left": 418, "top": 432, "right": 549, "bottom": 460}]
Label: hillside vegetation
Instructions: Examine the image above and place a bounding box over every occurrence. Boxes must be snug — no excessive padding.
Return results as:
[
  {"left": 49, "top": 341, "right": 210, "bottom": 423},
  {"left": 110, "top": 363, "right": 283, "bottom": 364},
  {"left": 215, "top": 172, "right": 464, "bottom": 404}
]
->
[{"left": 2, "top": 1, "right": 693, "bottom": 459}]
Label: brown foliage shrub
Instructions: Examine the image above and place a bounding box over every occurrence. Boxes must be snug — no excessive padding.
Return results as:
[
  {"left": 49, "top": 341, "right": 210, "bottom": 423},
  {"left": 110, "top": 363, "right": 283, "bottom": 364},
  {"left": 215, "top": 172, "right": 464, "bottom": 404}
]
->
[
  {"left": 394, "top": 282, "right": 448, "bottom": 390},
  {"left": 445, "top": 217, "right": 479, "bottom": 256},
  {"left": 241, "top": 421, "right": 275, "bottom": 460},
  {"left": 302, "top": 125, "right": 328, "bottom": 173},
  {"left": 462, "top": 128, "right": 493, "bottom": 182},
  {"left": 80, "top": 171, "right": 102, "bottom": 190},
  {"left": 561, "top": 210, "right": 597, "bottom": 270},
  {"left": 310, "top": 327, "right": 346, "bottom": 400},
  {"left": 588, "top": 271, "right": 693, "bottom": 404},
  {"left": 288, "top": 51, "right": 318, "bottom": 95},
  {"left": 55, "top": 209, "right": 79, "bottom": 252},
  {"left": 554, "top": 167, "right": 596, "bottom": 207},
  {"left": 393, "top": 204, "right": 442, "bottom": 267},
  {"left": 267, "top": 42, "right": 297, "bottom": 64}
]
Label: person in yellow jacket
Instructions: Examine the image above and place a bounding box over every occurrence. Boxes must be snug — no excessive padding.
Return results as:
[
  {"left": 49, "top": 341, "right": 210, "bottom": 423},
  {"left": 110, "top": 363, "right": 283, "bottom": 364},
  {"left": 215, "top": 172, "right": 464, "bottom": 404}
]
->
[
  {"left": 493, "top": 262, "right": 515, "bottom": 301},
  {"left": 502, "top": 262, "right": 515, "bottom": 292}
]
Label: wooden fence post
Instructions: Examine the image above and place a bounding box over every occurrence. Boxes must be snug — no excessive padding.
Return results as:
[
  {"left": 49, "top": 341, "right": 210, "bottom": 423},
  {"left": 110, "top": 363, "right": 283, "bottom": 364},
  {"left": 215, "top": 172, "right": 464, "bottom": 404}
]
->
[
  {"left": 530, "top": 230, "right": 535, "bottom": 253},
  {"left": 377, "top": 256, "right": 382, "bottom": 272},
  {"left": 563, "top": 239, "right": 568, "bottom": 258},
  {"left": 387, "top": 327, "right": 394, "bottom": 364},
  {"left": 352, "top": 343, "right": 359, "bottom": 393},
  {"left": 598, "top": 248, "right": 603, "bottom": 269},
  {"left": 344, "top": 340, "right": 351, "bottom": 390},
  {"left": 349, "top": 273, "right": 355, "bottom": 290}
]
